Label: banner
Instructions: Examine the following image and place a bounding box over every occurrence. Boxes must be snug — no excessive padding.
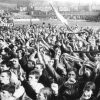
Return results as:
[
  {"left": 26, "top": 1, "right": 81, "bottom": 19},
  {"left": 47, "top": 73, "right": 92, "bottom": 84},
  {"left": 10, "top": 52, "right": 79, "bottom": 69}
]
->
[{"left": 49, "top": 2, "right": 72, "bottom": 31}]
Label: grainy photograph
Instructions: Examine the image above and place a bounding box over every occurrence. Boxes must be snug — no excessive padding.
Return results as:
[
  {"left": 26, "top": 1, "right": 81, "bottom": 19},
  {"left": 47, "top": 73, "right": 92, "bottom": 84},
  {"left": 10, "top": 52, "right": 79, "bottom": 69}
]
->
[{"left": 0, "top": 0, "right": 100, "bottom": 100}]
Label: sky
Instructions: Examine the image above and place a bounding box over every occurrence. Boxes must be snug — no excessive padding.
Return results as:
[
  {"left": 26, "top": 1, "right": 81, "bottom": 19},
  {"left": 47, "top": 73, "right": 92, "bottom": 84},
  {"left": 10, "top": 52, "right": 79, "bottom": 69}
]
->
[
  {"left": 1, "top": 0, "right": 98, "bottom": 5},
  {"left": 0, "top": 0, "right": 100, "bottom": 5},
  {"left": 53, "top": 0, "right": 100, "bottom": 4}
]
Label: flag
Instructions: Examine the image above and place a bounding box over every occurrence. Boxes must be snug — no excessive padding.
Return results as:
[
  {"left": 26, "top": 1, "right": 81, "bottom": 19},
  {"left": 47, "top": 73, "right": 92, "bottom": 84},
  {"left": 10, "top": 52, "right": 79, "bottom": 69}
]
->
[
  {"left": 50, "top": 4, "right": 68, "bottom": 25},
  {"left": 61, "top": 53, "right": 84, "bottom": 62},
  {"left": 49, "top": 2, "right": 72, "bottom": 31}
]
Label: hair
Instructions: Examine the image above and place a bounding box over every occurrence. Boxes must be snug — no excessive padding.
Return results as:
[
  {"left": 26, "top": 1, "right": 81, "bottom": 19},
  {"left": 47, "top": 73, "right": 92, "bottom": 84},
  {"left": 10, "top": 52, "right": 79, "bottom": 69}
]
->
[
  {"left": 10, "top": 57, "right": 19, "bottom": 64},
  {"left": 16, "top": 49, "right": 24, "bottom": 56},
  {"left": 83, "top": 81, "right": 96, "bottom": 92},
  {"left": 39, "top": 87, "right": 55, "bottom": 100},
  {"left": 83, "top": 64, "right": 96, "bottom": 81},
  {"left": 1, "top": 60, "right": 8, "bottom": 65},
  {"left": 29, "top": 69, "right": 40, "bottom": 80},
  {"left": 84, "top": 63, "right": 94, "bottom": 71},
  {"left": 1, "top": 70, "right": 11, "bottom": 78},
  {"left": 1, "top": 84, "right": 15, "bottom": 94},
  {"left": 68, "top": 68, "right": 78, "bottom": 77}
]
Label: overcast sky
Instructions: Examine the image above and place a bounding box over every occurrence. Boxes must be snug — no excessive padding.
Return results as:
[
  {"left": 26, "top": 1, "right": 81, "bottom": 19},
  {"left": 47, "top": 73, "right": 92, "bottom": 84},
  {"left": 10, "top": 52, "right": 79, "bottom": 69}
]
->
[
  {"left": 53, "top": 0, "right": 100, "bottom": 4},
  {"left": 0, "top": 0, "right": 99, "bottom": 5},
  {"left": 0, "top": 0, "right": 100, "bottom": 6}
]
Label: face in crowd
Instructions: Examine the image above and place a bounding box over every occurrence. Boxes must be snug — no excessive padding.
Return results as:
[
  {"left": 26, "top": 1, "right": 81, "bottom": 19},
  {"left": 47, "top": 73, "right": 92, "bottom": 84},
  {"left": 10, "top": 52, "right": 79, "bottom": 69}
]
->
[
  {"left": 81, "top": 89, "right": 93, "bottom": 100},
  {"left": 48, "top": 59, "right": 54, "bottom": 67},
  {"left": 0, "top": 90, "right": 13, "bottom": 100},
  {"left": 66, "top": 69, "right": 77, "bottom": 84},
  {"left": 27, "top": 60, "right": 35, "bottom": 69},
  {"left": 12, "top": 46, "right": 18, "bottom": 53},
  {"left": 55, "top": 47, "right": 61, "bottom": 58},
  {"left": 16, "top": 50, "right": 23, "bottom": 59},
  {"left": 34, "top": 64, "right": 44, "bottom": 74},
  {"left": 28, "top": 70, "right": 40, "bottom": 85},
  {"left": 37, "top": 88, "right": 54, "bottom": 100},
  {"left": 81, "top": 82, "right": 95, "bottom": 100},
  {"left": 0, "top": 71, "right": 11, "bottom": 85},
  {"left": 0, "top": 63, "right": 9, "bottom": 72},
  {"left": 48, "top": 35, "right": 56, "bottom": 45},
  {"left": 28, "top": 74, "right": 38, "bottom": 85},
  {"left": 95, "top": 53, "right": 100, "bottom": 61},
  {"left": 10, "top": 58, "right": 19, "bottom": 69},
  {"left": 68, "top": 70, "right": 76, "bottom": 79}
]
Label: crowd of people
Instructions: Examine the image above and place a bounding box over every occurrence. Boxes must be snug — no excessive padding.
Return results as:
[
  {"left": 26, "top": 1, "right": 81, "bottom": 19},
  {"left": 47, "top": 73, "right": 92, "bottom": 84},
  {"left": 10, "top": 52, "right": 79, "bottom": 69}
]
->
[{"left": 0, "top": 10, "right": 100, "bottom": 100}]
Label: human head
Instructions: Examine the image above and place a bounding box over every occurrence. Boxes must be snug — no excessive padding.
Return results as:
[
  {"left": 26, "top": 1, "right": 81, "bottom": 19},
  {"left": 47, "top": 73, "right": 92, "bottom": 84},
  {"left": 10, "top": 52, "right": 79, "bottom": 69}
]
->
[
  {"left": 12, "top": 45, "right": 18, "bottom": 53},
  {"left": 35, "top": 63, "right": 44, "bottom": 73},
  {"left": 81, "top": 82, "right": 95, "bottom": 100},
  {"left": 67, "top": 68, "right": 77, "bottom": 80},
  {"left": 28, "top": 69, "right": 40, "bottom": 85},
  {"left": 48, "top": 35, "right": 56, "bottom": 46},
  {"left": 51, "top": 83, "right": 58, "bottom": 96},
  {"left": 10, "top": 58, "right": 19, "bottom": 69},
  {"left": 37, "top": 87, "right": 54, "bottom": 100},
  {"left": 84, "top": 63, "right": 94, "bottom": 78},
  {"left": 82, "top": 32, "right": 88, "bottom": 40},
  {"left": 29, "top": 40, "right": 35, "bottom": 47},
  {"left": 0, "top": 61, "right": 9, "bottom": 71},
  {"left": 27, "top": 60, "right": 35, "bottom": 69},
  {"left": 16, "top": 49, "right": 23, "bottom": 59},
  {"left": 0, "top": 70, "right": 11, "bottom": 85},
  {"left": 47, "top": 59, "right": 54, "bottom": 67},
  {"left": 0, "top": 85, "right": 15, "bottom": 100},
  {"left": 55, "top": 47, "right": 61, "bottom": 58},
  {"left": 95, "top": 53, "right": 100, "bottom": 61},
  {"left": 1, "top": 48, "right": 7, "bottom": 55},
  {"left": 55, "top": 41, "right": 61, "bottom": 47}
]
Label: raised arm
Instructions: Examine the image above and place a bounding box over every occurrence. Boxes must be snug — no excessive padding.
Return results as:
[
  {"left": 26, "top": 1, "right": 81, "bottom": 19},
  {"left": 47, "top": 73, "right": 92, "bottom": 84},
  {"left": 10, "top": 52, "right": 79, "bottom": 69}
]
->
[
  {"left": 41, "top": 53, "right": 62, "bottom": 84},
  {"left": 36, "top": 43, "right": 46, "bottom": 68}
]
